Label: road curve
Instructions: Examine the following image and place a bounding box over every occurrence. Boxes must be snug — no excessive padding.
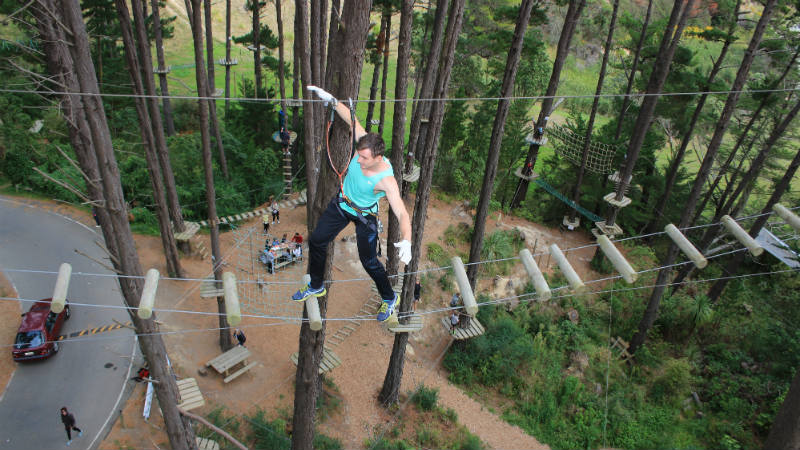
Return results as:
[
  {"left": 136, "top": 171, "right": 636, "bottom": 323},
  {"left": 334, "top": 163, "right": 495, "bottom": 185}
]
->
[{"left": 0, "top": 197, "right": 136, "bottom": 450}]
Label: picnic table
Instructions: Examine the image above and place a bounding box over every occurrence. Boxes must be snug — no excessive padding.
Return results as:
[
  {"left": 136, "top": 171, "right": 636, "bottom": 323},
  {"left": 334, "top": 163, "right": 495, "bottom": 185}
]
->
[{"left": 204, "top": 346, "right": 259, "bottom": 383}]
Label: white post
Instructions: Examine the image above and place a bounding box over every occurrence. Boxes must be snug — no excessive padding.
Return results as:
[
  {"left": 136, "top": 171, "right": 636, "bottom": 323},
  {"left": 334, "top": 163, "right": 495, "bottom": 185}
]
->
[
  {"left": 665, "top": 224, "right": 707, "bottom": 268},
  {"left": 51, "top": 263, "right": 71, "bottom": 313},
  {"left": 721, "top": 215, "right": 763, "bottom": 257},
  {"left": 519, "top": 249, "right": 551, "bottom": 300},
  {"left": 451, "top": 256, "right": 478, "bottom": 315},
  {"left": 597, "top": 236, "right": 638, "bottom": 284},
  {"left": 137, "top": 268, "right": 160, "bottom": 319},
  {"left": 773, "top": 204, "right": 800, "bottom": 232},
  {"left": 301, "top": 274, "right": 322, "bottom": 331},
  {"left": 548, "top": 244, "right": 586, "bottom": 293},
  {"left": 222, "top": 272, "right": 241, "bottom": 326}
]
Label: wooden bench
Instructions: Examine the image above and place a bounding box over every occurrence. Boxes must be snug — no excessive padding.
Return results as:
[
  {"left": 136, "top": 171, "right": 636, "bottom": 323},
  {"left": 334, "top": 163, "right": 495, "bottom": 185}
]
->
[
  {"left": 176, "top": 378, "right": 205, "bottom": 411},
  {"left": 291, "top": 346, "right": 341, "bottom": 374},
  {"left": 200, "top": 278, "right": 224, "bottom": 298},
  {"left": 223, "top": 361, "right": 260, "bottom": 383},
  {"left": 440, "top": 316, "right": 485, "bottom": 340},
  {"left": 174, "top": 222, "right": 200, "bottom": 241},
  {"left": 196, "top": 437, "right": 220, "bottom": 450},
  {"left": 388, "top": 314, "right": 423, "bottom": 333}
]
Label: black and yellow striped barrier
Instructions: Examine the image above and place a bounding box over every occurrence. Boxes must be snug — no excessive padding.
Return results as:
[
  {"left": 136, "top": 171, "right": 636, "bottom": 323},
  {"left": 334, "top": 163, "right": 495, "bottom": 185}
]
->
[{"left": 57, "top": 322, "right": 132, "bottom": 340}]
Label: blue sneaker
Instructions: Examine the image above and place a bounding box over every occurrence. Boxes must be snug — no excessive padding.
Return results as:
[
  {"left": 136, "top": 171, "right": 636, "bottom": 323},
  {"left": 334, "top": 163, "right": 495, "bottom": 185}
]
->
[
  {"left": 292, "top": 283, "right": 326, "bottom": 302},
  {"left": 377, "top": 294, "right": 398, "bottom": 322}
]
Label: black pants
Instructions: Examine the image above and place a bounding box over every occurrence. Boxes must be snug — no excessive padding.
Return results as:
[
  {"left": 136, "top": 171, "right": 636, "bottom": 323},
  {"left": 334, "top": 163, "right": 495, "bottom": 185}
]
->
[
  {"left": 272, "top": 210, "right": 279, "bottom": 222},
  {"left": 65, "top": 425, "right": 81, "bottom": 440},
  {"left": 308, "top": 197, "right": 394, "bottom": 300}
]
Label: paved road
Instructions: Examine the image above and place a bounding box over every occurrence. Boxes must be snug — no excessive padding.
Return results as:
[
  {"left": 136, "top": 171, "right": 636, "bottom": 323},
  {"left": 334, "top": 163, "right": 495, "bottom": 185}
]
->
[{"left": 0, "top": 197, "right": 136, "bottom": 450}]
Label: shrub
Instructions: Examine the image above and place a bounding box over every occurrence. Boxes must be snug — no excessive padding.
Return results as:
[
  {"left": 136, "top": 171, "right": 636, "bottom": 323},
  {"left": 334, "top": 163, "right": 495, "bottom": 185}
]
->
[
  {"left": 650, "top": 358, "right": 693, "bottom": 406},
  {"left": 411, "top": 385, "right": 439, "bottom": 411},
  {"left": 458, "top": 433, "right": 485, "bottom": 450}
]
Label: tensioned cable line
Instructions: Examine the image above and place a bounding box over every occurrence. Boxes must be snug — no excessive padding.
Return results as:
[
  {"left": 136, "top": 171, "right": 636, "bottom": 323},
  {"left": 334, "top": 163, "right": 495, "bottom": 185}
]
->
[
  {"left": 4, "top": 85, "right": 800, "bottom": 103},
  {"left": 0, "top": 265, "right": 796, "bottom": 350},
  {"left": 2, "top": 208, "right": 792, "bottom": 287}
]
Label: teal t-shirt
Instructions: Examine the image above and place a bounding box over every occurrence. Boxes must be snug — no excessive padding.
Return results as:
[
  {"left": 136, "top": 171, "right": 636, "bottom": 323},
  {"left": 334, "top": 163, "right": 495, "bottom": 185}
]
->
[{"left": 340, "top": 154, "right": 394, "bottom": 216}]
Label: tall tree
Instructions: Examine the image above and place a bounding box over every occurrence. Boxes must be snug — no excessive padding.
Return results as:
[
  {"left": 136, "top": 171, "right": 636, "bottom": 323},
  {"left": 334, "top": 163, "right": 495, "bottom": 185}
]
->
[
  {"left": 466, "top": 0, "right": 537, "bottom": 288},
  {"left": 764, "top": 366, "right": 800, "bottom": 450},
  {"left": 186, "top": 0, "right": 233, "bottom": 351},
  {"left": 114, "top": 0, "right": 183, "bottom": 278},
  {"left": 251, "top": 0, "right": 263, "bottom": 100},
  {"left": 379, "top": 0, "right": 414, "bottom": 403},
  {"left": 291, "top": 3, "right": 372, "bottom": 447},
  {"left": 295, "top": 0, "right": 318, "bottom": 206},
  {"left": 41, "top": 0, "right": 197, "bottom": 447},
  {"left": 224, "top": 0, "right": 232, "bottom": 117},
  {"left": 377, "top": 4, "right": 392, "bottom": 137},
  {"left": 566, "top": 0, "right": 621, "bottom": 224},
  {"left": 366, "top": 6, "right": 389, "bottom": 133},
  {"left": 628, "top": 0, "right": 777, "bottom": 355},
  {"left": 509, "top": 0, "right": 586, "bottom": 209},
  {"left": 204, "top": 0, "right": 229, "bottom": 179},
  {"left": 149, "top": 0, "right": 176, "bottom": 136},
  {"left": 275, "top": 0, "right": 287, "bottom": 111}
]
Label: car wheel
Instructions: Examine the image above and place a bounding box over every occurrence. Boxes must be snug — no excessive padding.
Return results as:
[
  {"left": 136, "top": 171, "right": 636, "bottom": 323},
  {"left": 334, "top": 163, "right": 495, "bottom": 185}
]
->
[
  {"left": 65, "top": 306, "right": 71, "bottom": 320},
  {"left": 53, "top": 342, "right": 60, "bottom": 353}
]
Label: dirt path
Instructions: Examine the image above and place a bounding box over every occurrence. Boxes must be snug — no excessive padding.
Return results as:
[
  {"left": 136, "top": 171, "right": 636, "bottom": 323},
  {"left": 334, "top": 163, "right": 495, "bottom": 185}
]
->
[{"left": 0, "top": 194, "right": 600, "bottom": 449}]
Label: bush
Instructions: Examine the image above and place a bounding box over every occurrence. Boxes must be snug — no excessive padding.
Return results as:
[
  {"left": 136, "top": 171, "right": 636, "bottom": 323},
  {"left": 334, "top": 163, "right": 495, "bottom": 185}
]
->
[
  {"left": 458, "top": 433, "right": 485, "bottom": 450},
  {"left": 649, "top": 358, "right": 693, "bottom": 406},
  {"left": 411, "top": 385, "right": 439, "bottom": 411}
]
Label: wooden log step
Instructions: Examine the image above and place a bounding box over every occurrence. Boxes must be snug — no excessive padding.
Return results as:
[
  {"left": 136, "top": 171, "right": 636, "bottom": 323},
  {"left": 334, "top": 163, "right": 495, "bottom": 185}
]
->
[{"left": 200, "top": 278, "right": 224, "bottom": 298}]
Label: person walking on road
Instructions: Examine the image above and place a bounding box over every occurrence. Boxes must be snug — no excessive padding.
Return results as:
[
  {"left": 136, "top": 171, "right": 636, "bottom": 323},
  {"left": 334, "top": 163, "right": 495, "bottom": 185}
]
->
[{"left": 60, "top": 406, "right": 82, "bottom": 446}]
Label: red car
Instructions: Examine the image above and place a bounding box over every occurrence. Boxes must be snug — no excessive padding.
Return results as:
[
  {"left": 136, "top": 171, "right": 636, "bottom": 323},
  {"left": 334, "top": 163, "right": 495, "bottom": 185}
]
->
[{"left": 12, "top": 298, "right": 70, "bottom": 362}]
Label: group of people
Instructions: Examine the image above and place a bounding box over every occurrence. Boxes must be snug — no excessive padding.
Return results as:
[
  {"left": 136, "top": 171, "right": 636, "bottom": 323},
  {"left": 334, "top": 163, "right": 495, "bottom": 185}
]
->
[
  {"left": 260, "top": 232, "right": 304, "bottom": 274},
  {"left": 449, "top": 292, "right": 472, "bottom": 333}
]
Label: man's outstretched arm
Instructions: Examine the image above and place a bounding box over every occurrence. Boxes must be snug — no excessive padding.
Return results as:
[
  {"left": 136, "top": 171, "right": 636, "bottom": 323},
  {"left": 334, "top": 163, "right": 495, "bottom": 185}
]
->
[{"left": 307, "top": 85, "right": 365, "bottom": 141}]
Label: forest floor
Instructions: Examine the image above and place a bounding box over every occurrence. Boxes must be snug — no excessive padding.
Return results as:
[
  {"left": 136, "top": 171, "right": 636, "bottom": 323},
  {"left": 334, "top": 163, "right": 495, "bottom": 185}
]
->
[{"left": 0, "top": 192, "right": 600, "bottom": 449}]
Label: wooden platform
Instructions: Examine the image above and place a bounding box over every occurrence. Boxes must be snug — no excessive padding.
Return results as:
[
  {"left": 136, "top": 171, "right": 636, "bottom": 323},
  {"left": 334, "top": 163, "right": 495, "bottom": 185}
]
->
[
  {"left": 196, "top": 437, "right": 220, "bottom": 450},
  {"left": 174, "top": 221, "right": 200, "bottom": 241},
  {"left": 200, "top": 278, "right": 224, "bottom": 298},
  {"left": 440, "top": 316, "right": 485, "bottom": 340},
  {"left": 402, "top": 164, "right": 420, "bottom": 182},
  {"left": 177, "top": 378, "right": 205, "bottom": 411},
  {"left": 388, "top": 314, "right": 423, "bottom": 333},
  {"left": 290, "top": 346, "right": 342, "bottom": 374}
]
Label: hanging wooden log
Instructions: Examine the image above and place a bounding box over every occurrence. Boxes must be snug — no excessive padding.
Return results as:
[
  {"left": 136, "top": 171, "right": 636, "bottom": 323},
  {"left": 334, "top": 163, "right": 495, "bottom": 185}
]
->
[
  {"left": 519, "top": 249, "right": 550, "bottom": 300},
  {"left": 451, "top": 256, "right": 478, "bottom": 315},
  {"left": 665, "top": 224, "right": 707, "bottom": 268},
  {"left": 721, "top": 215, "right": 763, "bottom": 256},
  {"left": 549, "top": 244, "right": 586, "bottom": 293},
  {"left": 222, "top": 272, "right": 241, "bottom": 326},
  {"left": 137, "top": 268, "right": 160, "bottom": 319},
  {"left": 773, "top": 204, "right": 800, "bottom": 232},
  {"left": 51, "top": 263, "right": 72, "bottom": 313},
  {"left": 597, "top": 235, "right": 638, "bottom": 283}
]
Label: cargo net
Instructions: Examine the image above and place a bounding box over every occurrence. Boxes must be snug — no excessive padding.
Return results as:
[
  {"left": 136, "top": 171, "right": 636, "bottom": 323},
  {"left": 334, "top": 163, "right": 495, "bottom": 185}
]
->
[
  {"left": 547, "top": 124, "right": 618, "bottom": 174},
  {"left": 229, "top": 225, "right": 305, "bottom": 323}
]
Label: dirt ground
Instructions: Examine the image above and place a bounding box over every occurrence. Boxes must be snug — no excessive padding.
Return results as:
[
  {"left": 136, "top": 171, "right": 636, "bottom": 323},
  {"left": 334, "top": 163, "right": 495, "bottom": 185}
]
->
[
  {"left": 0, "top": 272, "right": 19, "bottom": 403},
  {"left": 0, "top": 194, "right": 599, "bottom": 449}
]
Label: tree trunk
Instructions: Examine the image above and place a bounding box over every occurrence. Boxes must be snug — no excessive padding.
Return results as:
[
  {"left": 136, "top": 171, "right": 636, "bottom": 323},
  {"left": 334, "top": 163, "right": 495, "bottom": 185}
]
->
[
  {"left": 628, "top": 0, "right": 776, "bottom": 354},
  {"left": 253, "top": 0, "right": 262, "bottom": 100},
  {"left": 385, "top": 0, "right": 413, "bottom": 280},
  {"left": 366, "top": 13, "right": 388, "bottom": 133},
  {"left": 115, "top": 0, "right": 183, "bottom": 278},
  {"left": 764, "top": 356, "right": 800, "bottom": 449},
  {"left": 188, "top": 0, "right": 233, "bottom": 351},
  {"left": 378, "top": 9, "right": 391, "bottom": 137},
  {"left": 645, "top": 0, "right": 740, "bottom": 235},
  {"left": 466, "top": 0, "right": 536, "bottom": 288},
  {"left": 707, "top": 145, "right": 800, "bottom": 303},
  {"left": 133, "top": 0, "right": 188, "bottom": 240},
  {"left": 567, "top": 0, "right": 620, "bottom": 223},
  {"left": 224, "top": 0, "right": 232, "bottom": 118},
  {"left": 404, "top": 0, "right": 449, "bottom": 185},
  {"left": 295, "top": 0, "right": 317, "bottom": 206},
  {"left": 205, "top": 0, "right": 229, "bottom": 180},
  {"left": 310, "top": 0, "right": 326, "bottom": 152},
  {"left": 509, "top": 0, "right": 586, "bottom": 209},
  {"left": 276, "top": 0, "right": 287, "bottom": 111},
  {"left": 292, "top": 22, "right": 301, "bottom": 131},
  {"left": 613, "top": 0, "right": 653, "bottom": 140},
  {"left": 602, "top": 0, "right": 696, "bottom": 228},
  {"left": 380, "top": 0, "right": 465, "bottom": 407},
  {"left": 149, "top": 0, "right": 176, "bottom": 136},
  {"left": 291, "top": 3, "right": 372, "bottom": 447},
  {"left": 51, "top": 1, "right": 197, "bottom": 447}
]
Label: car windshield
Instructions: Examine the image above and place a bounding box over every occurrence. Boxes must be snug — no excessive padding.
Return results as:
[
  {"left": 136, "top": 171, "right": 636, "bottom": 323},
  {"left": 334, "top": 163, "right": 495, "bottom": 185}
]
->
[{"left": 14, "top": 331, "right": 44, "bottom": 349}]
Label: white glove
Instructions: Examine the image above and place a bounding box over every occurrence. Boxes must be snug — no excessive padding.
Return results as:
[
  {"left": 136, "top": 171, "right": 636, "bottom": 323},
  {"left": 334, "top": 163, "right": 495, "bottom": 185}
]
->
[
  {"left": 394, "top": 240, "right": 412, "bottom": 265},
  {"left": 307, "top": 85, "right": 337, "bottom": 106}
]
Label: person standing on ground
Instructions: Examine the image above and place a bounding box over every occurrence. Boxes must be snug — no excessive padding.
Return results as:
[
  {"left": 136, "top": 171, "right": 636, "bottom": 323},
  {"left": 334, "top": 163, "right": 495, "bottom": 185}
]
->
[
  {"left": 60, "top": 407, "right": 82, "bottom": 446},
  {"left": 413, "top": 278, "right": 421, "bottom": 312},
  {"left": 291, "top": 86, "right": 413, "bottom": 322},
  {"left": 262, "top": 214, "right": 270, "bottom": 235},
  {"left": 233, "top": 328, "right": 246, "bottom": 346},
  {"left": 271, "top": 196, "right": 280, "bottom": 224}
]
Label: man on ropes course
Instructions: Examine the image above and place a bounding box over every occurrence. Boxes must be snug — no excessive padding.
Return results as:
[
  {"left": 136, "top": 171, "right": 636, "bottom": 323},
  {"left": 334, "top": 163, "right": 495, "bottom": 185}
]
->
[{"left": 291, "top": 86, "right": 413, "bottom": 322}]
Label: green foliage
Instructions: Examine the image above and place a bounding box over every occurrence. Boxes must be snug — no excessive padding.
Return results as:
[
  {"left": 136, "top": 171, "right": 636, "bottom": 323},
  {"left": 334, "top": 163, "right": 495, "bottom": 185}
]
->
[
  {"left": 649, "top": 358, "right": 693, "bottom": 406},
  {"left": 247, "top": 408, "right": 341, "bottom": 450},
  {"left": 411, "top": 385, "right": 439, "bottom": 411},
  {"left": 198, "top": 407, "right": 242, "bottom": 450},
  {"left": 364, "top": 437, "right": 414, "bottom": 450}
]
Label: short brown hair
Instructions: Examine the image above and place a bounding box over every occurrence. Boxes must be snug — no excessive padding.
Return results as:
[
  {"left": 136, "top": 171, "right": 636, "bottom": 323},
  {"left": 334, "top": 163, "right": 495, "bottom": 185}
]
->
[{"left": 357, "top": 133, "right": 385, "bottom": 157}]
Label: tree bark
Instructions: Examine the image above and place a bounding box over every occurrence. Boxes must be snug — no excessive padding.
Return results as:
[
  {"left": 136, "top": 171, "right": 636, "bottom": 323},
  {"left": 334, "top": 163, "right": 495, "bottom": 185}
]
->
[
  {"left": 378, "top": 9, "right": 391, "bottom": 137},
  {"left": 115, "top": 0, "right": 183, "bottom": 279},
  {"left": 385, "top": 0, "right": 414, "bottom": 280},
  {"left": 276, "top": 0, "right": 286, "bottom": 111},
  {"left": 613, "top": 0, "right": 653, "bottom": 140},
  {"left": 133, "top": 0, "right": 187, "bottom": 239},
  {"left": 49, "top": 1, "right": 197, "bottom": 447},
  {"left": 380, "top": 0, "right": 414, "bottom": 404},
  {"left": 252, "top": 0, "right": 262, "bottom": 100},
  {"left": 764, "top": 358, "right": 800, "bottom": 449},
  {"left": 149, "top": 0, "right": 176, "bottom": 136},
  {"left": 188, "top": 0, "right": 233, "bottom": 351},
  {"left": 628, "top": 0, "right": 776, "bottom": 354},
  {"left": 224, "top": 0, "right": 232, "bottom": 118},
  {"left": 366, "top": 12, "right": 388, "bottom": 133},
  {"left": 295, "top": 0, "right": 318, "bottom": 207},
  {"left": 567, "top": 0, "right": 620, "bottom": 223},
  {"left": 291, "top": 3, "right": 372, "bottom": 447},
  {"left": 205, "top": 0, "right": 229, "bottom": 180},
  {"left": 509, "top": 0, "right": 586, "bottom": 209},
  {"left": 466, "top": 0, "right": 536, "bottom": 288}
]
